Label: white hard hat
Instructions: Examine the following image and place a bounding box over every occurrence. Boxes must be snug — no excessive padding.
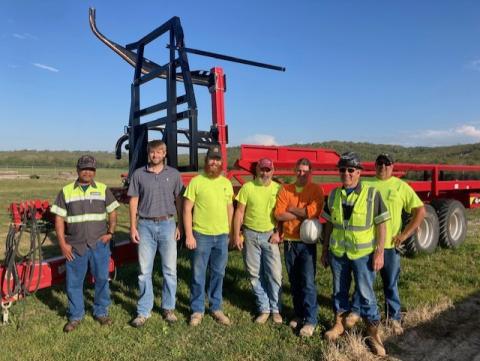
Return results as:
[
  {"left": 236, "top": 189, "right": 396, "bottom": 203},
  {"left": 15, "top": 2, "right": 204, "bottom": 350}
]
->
[{"left": 300, "top": 219, "right": 323, "bottom": 244}]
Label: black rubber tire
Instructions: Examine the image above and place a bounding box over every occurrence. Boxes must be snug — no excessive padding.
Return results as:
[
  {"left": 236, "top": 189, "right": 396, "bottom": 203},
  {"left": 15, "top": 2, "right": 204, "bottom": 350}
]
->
[
  {"left": 430, "top": 199, "right": 467, "bottom": 248},
  {"left": 403, "top": 204, "right": 439, "bottom": 255}
]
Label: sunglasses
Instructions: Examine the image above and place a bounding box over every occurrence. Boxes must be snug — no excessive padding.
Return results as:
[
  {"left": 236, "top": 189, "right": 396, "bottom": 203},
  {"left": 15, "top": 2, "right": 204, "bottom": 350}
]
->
[
  {"left": 376, "top": 160, "right": 392, "bottom": 167},
  {"left": 339, "top": 168, "right": 356, "bottom": 174}
]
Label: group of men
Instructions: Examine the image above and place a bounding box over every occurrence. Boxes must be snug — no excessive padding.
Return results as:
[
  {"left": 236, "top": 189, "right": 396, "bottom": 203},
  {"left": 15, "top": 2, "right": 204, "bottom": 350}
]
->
[{"left": 51, "top": 141, "right": 425, "bottom": 356}]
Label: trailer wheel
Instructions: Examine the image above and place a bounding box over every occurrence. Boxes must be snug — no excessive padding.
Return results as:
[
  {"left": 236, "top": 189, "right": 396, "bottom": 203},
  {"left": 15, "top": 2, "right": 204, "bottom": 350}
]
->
[
  {"left": 404, "top": 204, "right": 439, "bottom": 255},
  {"left": 430, "top": 199, "right": 467, "bottom": 248}
]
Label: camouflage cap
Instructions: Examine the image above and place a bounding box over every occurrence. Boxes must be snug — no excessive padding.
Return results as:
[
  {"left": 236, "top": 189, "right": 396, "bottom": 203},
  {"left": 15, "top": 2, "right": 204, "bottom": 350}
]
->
[
  {"left": 77, "top": 155, "right": 97, "bottom": 170},
  {"left": 337, "top": 152, "right": 363, "bottom": 169}
]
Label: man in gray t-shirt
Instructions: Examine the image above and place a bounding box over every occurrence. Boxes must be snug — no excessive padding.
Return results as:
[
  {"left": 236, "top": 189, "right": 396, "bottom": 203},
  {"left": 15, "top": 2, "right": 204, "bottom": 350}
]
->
[{"left": 128, "top": 140, "right": 184, "bottom": 327}]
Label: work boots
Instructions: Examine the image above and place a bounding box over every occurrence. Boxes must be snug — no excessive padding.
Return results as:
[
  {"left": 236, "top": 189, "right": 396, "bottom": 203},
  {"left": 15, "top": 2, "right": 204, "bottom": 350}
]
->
[
  {"left": 366, "top": 323, "right": 387, "bottom": 356},
  {"left": 324, "top": 313, "right": 345, "bottom": 341},
  {"left": 343, "top": 312, "right": 360, "bottom": 330}
]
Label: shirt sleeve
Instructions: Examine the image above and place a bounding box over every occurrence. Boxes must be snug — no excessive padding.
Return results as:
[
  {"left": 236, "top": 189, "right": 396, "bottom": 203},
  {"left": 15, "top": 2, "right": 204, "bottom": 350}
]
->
[
  {"left": 235, "top": 183, "right": 249, "bottom": 205},
  {"left": 184, "top": 177, "right": 197, "bottom": 202},
  {"left": 403, "top": 183, "right": 424, "bottom": 213},
  {"left": 173, "top": 171, "right": 185, "bottom": 198},
  {"left": 306, "top": 184, "right": 324, "bottom": 219},
  {"left": 105, "top": 187, "right": 120, "bottom": 213},
  {"left": 50, "top": 190, "right": 67, "bottom": 217},
  {"left": 127, "top": 169, "right": 140, "bottom": 197},
  {"left": 274, "top": 186, "right": 289, "bottom": 218},
  {"left": 373, "top": 190, "right": 391, "bottom": 224}
]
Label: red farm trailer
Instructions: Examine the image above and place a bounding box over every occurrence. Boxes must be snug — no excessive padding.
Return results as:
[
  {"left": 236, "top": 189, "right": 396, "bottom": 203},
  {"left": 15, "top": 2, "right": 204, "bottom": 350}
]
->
[{"left": 1, "top": 9, "right": 478, "bottom": 322}]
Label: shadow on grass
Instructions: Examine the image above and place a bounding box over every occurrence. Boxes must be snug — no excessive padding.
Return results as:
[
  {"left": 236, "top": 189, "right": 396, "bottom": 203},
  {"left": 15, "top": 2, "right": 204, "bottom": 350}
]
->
[
  {"left": 385, "top": 291, "right": 480, "bottom": 361},
  {"left": 33, "top": 236, "right": 332, "bottom": 328}
]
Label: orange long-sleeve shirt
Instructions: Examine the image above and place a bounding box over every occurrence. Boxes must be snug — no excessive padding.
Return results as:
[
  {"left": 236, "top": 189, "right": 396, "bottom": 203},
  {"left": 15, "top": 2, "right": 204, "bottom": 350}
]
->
[{"left": 274, "top": 182, "right": 324, "bottom": 240}]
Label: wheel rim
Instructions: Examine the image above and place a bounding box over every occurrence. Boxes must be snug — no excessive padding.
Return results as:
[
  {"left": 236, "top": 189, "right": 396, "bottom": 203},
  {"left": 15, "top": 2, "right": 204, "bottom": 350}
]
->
[
  {"left": 417, "top": 217, "right": 432, "bottom": 248},
  {"left": 448, "top": 208, "right": 463, "bottom": 241}
]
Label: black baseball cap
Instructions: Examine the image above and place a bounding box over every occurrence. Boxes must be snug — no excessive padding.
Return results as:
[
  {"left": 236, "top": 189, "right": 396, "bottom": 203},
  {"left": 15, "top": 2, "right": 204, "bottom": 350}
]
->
[
  {"left": 206, "top": 145, "right": 222, "bottom": 159},
  {"left": 376, "top": 153, "right": 394, "bottom": 164}
]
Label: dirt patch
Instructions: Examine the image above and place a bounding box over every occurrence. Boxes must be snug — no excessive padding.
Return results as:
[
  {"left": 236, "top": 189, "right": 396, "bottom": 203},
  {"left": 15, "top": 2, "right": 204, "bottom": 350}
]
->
[
  {"left": 0, "top": 171, "right": 30, "bottom": 180},
  {"left": 387, "top": 293, "right": 480, "bottom": 361}
]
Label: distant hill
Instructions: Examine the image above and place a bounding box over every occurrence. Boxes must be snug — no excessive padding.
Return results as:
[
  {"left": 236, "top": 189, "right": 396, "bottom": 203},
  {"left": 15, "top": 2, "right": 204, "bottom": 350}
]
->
[{"left": 1, "top": 142, "right": 480, "bottom": 168}]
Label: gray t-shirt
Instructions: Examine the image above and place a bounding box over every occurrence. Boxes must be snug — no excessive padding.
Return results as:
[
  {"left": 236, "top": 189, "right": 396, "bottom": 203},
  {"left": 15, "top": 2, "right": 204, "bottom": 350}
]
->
[{"left": 127, "top": 165, "right": 184, "bottom": 218}]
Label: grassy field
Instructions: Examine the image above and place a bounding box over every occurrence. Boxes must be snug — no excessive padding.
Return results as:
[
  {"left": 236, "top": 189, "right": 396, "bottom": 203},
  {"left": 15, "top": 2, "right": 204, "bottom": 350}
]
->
[{"left": 0, "top": 168, "right": 479, "bottom": 360}]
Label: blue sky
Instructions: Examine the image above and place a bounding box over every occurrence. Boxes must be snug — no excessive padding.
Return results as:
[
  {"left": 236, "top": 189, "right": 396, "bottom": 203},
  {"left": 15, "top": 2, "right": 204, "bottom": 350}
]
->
[{"left": 2, "top": 0, "right": 480, "bottom": 151}]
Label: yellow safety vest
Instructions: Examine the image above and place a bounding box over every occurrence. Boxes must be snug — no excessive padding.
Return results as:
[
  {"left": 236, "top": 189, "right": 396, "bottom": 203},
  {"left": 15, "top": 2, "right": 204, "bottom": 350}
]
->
[{"left": 327, "top": 185, "right": 377, "bottom": 260}]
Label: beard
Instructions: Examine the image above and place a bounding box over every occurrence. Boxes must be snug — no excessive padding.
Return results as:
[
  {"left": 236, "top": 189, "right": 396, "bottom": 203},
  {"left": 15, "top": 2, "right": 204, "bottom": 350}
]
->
[
  {"left": 205, "top": 163, "right": 222, "bottom": 178},
  {"left": 257, "top": 174, "right": 272, "bottom": 185}
]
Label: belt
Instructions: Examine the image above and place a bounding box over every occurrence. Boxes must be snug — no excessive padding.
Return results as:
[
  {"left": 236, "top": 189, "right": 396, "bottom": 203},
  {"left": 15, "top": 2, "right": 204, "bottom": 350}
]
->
[{"left": 139, "top": 215, "right": 173, "bottom": 222}]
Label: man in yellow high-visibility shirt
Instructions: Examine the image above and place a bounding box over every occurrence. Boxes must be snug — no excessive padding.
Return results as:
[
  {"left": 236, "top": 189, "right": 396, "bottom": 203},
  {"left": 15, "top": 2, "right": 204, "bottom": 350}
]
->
[
  {"left": 233, "top": 158, "right": 282, "bottom": 324},
  {"left": 321, "top": 152, "right": 390, "bottom": 356},
  {"left": 183, "top": 146, "right": 234, "bottom": 327}
]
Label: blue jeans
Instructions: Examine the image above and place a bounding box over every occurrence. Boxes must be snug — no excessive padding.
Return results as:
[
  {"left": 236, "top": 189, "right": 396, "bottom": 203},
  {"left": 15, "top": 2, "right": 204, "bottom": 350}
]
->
[
  {"left": 350, "top": 248, "right": 401, "bottom": 320},
  {"left": 242, "top": 228, "right": 282, "bottom": 314},
  {"left": 190, "top": 231, "right": 228, "bottom": 313},
  {"left": 284, "top": 241, "right": 318, "bottom": 326},
  {"left": 65, "top": 240, "right": 111, "bottom": 321},
  {"left": 329, "top": 252, "right": 380, "bottom": 324},
  {"left": 137, "top": 218, "right": 177, "bottom": 317}
]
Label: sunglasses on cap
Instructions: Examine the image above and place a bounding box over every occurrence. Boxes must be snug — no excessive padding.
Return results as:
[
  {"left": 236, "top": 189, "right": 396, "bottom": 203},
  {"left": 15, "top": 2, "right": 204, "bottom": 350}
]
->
[
  {"left": 376, "top": 159, "right": 392, "bottom": 166},
  {"left": 339, "top": 167, "right": 356, "bottom": 174}
]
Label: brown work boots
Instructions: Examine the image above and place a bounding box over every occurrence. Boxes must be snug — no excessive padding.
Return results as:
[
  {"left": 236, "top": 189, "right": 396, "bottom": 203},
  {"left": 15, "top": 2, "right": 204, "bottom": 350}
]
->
[
  {"left": 324, "top": 313, "right": 387, "bottom": 357},
  {"left": 324, "top": 313, "right": 345, "bottom": 341},
  {"left": 366, "top": 323, "right": 386, "bottom": 356}
]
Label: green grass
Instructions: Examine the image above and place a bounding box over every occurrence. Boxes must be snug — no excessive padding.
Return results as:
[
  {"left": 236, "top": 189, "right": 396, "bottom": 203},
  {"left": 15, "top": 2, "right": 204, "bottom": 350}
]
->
[{"left": 0, "top": 170, "right": 479, "bottom": 360}]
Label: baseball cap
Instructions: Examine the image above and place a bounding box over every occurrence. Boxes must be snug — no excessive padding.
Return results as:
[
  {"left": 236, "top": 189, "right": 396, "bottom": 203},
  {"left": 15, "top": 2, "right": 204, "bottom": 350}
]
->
[
  {"left": 337, "top": 152, "right": 363, "bottom": 169},
  {"left": 206, "top": 145, "right": 222, "bottom": 159},
  {"left": 376, "top": 153, "right": 394, "bottom": 164},
  {"left": 257, "top": 158, "right": 274, "bottom": 170},
  {"left": 77, "top": 155, "right": 97, "bottom": 170}
]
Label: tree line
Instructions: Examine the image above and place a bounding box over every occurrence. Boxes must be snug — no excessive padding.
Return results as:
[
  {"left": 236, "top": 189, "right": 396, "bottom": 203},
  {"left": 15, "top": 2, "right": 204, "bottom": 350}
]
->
[{"left": 1, "top": 142, "right": 480, "bottom": 169}]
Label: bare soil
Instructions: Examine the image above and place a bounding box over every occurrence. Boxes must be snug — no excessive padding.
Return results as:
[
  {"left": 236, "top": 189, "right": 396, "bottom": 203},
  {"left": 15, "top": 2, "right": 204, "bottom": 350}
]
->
[{"left": 387, "top": 292, "right": 480, "bottom": 361}]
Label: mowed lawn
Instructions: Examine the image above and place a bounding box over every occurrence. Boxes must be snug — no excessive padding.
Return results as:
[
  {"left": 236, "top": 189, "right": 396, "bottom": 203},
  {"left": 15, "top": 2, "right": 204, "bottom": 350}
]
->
[{"left": 0, "top": 168, "right": 479, "bottom": 361}]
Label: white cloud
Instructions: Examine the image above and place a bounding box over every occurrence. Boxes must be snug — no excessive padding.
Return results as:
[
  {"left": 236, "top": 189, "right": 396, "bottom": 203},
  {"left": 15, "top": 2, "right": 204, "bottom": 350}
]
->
[
  {"left": 408, "top": 124, "right": 480, "bottom": 146},
  {"left": 32, "top": 63, "right": 59, "bottom": 73},
  {"left": 12, "top": 32, "right": 37, "bottom": 40},
  {"left": 243, "top": 134, "right": 278, "bottom": 146}
]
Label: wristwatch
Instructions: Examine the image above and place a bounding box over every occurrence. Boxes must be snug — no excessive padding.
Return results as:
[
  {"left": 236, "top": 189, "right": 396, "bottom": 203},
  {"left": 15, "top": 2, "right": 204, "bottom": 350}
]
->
[{"left": 107, "top": 231, "right": 114, "bottom": 236}]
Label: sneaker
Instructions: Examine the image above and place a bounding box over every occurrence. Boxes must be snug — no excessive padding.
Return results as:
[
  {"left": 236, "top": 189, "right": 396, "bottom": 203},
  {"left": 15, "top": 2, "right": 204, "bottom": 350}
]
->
[
  {"left": 271, "top": 313, "right": 283, "bottom": 324},
  {"left": 162, "top": 309, "right": 178, "bottom": 324},
  {"left": 391, "top": 320, "right": 404, "bottom": 335},
  {"left": 130, "top": 315, "right": 149, "bottom": 328},
  {"left": 211, "top": 310, "right": 231, "bottom": 326},
  {"left": 289, "top": 317, "right": 302, "bottom": 329},
  {"left": 94, "top": 315, "right": 113, "bottom": 326},
  {"left": 255, "top": 313, "right": 270, "bottom": 324},
  {"left": 299, "top": 323, "right": 316, "bottom": 337},
  {"left": 63, "top": 319, "right": 81, "bottom": 333},
  {"left": 189, "top": 312, "right": 204, "bottom": 327}
]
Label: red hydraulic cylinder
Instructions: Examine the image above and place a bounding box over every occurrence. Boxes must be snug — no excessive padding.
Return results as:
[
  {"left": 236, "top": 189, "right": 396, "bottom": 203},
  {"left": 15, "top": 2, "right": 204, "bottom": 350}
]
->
[{"left": 210, "top": 67, "right": 228, "bottom": 173}]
